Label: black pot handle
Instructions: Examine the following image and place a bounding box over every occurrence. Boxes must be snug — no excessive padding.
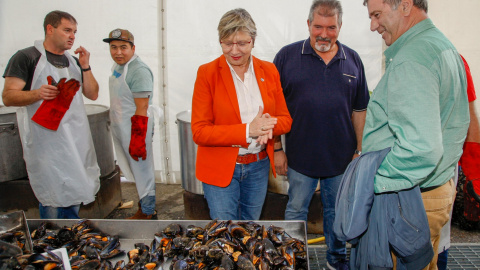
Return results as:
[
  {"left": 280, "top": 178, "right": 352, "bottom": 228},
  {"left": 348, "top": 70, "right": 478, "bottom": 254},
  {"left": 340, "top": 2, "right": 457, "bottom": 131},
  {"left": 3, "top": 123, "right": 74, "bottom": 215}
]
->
[{"left": 0, "top": 122, "right": 15, "bottom": 132}]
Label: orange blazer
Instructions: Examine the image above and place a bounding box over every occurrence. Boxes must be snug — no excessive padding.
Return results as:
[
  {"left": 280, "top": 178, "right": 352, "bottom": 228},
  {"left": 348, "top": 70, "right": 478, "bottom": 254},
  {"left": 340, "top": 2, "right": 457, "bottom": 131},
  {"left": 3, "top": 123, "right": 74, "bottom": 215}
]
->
[{"left": 192, "top": 55, "right": 292, "bottom": 187}]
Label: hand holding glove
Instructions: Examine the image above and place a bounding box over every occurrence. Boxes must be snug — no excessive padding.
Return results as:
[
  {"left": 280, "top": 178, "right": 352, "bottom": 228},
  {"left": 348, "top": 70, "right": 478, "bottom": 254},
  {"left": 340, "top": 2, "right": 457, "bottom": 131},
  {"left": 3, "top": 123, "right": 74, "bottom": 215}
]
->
[
  {"left": 129, "top": 115, "right": 149, "bottom": 161},
  {"left": 32, "top": 76, "right": 81, "bottom": 130}
]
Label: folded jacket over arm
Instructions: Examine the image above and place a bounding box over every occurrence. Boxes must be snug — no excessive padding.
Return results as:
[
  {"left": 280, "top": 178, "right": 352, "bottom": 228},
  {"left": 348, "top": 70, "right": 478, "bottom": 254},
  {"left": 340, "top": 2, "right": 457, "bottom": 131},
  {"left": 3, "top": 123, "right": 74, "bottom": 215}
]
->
[{"left": 334, "top": 148, "right": 433, "bottom": 270}]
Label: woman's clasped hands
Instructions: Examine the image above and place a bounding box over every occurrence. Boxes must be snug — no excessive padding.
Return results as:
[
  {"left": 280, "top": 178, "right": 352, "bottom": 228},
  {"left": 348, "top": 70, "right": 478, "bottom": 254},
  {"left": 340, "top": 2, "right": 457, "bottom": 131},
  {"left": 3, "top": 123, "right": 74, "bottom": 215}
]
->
[{"left": 249, "top": 106, "right": 277, "bottom": 145}]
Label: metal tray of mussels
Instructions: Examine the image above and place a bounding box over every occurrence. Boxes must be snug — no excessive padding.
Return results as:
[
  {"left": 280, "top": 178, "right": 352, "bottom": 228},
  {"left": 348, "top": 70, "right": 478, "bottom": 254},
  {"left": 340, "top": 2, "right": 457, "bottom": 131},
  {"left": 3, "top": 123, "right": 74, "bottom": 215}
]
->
[
  {"left": 27, "top": 219, "right": 308, "bottom": 269},
  {"left": 0, "top": 211, "right": 33, "bottom": 254}
]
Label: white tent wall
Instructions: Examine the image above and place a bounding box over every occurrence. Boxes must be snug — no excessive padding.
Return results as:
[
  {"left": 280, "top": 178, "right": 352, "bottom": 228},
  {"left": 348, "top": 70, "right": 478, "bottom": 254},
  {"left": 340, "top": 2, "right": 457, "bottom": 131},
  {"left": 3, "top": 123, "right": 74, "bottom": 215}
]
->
[
  {"left": 428, "top": 0, "right": 480, "bottom": 117},
  {"left": 0, "top": 1, "right": 478, "bottom": 184},
  {"left": 0, "top": 0, "right": 168, "bottom": 182},
  {"left": 165, "top": 0, "right": 383, "bottom": 183}
]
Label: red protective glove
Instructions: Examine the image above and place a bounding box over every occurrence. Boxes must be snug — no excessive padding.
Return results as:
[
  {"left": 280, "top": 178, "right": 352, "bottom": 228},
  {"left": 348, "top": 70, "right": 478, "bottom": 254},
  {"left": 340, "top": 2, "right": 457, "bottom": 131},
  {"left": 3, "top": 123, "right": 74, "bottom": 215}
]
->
[
  {"left": 460, "top": 142, "right": 480, "bottom": 202},
  {"left": 129, "top": 115, "right": 148, "bottom": 161},
  {"left": 32, "top": 76, "right": 81, "bottom": 130},
  {"left": 463, "top": 181, "right": 480, "bottom": 222}
]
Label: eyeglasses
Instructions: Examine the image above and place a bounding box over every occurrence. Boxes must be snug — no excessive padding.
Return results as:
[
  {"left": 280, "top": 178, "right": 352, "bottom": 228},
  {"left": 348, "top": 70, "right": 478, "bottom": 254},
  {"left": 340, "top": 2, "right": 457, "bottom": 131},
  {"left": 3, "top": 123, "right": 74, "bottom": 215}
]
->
[{"left": 220, "top": 40, "right": 252, "bottom": 50}]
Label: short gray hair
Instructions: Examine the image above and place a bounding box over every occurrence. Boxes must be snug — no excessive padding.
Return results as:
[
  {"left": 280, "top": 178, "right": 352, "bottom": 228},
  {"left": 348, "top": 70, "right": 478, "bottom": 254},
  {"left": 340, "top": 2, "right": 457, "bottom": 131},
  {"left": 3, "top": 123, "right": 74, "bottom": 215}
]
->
[
  {"left": 362, "top": 0, "right": 428, "bottom": 12},
  {"left": 217, "top": 8, "right": 257, "bottom": 42},
  {"left": 308, "top": 0, "right": 343, "bottom": 25}
]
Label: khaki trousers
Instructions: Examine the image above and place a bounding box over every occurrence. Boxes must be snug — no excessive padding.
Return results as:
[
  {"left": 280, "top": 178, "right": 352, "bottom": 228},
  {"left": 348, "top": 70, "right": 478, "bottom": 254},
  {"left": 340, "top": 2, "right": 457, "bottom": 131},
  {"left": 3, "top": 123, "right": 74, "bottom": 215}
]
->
[{"left": 393, "top": 178, "right": 455, "bottom": 270}]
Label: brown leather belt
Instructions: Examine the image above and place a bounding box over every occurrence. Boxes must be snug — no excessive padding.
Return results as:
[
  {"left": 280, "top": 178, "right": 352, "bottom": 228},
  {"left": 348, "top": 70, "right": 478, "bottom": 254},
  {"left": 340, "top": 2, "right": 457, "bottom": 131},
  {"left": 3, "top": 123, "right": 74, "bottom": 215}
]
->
[{"left": 236, "top": 149, "right": 267, "bottom": 164}]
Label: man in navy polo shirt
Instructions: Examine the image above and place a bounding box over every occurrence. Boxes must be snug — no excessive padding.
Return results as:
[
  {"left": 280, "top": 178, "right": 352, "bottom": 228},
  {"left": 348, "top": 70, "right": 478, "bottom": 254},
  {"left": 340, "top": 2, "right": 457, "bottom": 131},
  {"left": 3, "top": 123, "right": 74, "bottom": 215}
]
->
[{"left": 273, "top": 0, "right": 369, "bottom": 268}]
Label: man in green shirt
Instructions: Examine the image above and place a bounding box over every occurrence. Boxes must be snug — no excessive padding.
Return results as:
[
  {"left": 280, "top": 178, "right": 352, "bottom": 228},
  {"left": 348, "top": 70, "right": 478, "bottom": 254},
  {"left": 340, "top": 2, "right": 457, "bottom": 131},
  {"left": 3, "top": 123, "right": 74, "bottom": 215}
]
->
[{"left": 362, "top": 0, "right": 469, "bottom": 268}]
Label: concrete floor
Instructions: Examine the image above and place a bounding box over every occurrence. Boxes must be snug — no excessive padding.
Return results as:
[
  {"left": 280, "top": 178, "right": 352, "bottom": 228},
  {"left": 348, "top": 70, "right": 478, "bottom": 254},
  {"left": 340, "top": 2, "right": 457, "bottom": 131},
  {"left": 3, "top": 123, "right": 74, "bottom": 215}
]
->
[
  {"left": 105, "top": 181, "right": 480, "bottom": 243},
  {"left": 105, "top": 181, "right": 185, "bottom": 220}
]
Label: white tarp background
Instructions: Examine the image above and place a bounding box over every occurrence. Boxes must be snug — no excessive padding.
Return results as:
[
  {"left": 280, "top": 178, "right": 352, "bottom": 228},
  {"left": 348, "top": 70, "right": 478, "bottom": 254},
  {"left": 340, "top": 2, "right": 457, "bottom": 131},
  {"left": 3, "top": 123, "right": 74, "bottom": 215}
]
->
[
  {"left": 165, "top": 0, "right": 383, "bottom": 183},
  {"left": 0, "top": 0, "right": 167, "bottom": 180},
  {"left": 1, "top": 0, "right": 477, "bottom": 184}
]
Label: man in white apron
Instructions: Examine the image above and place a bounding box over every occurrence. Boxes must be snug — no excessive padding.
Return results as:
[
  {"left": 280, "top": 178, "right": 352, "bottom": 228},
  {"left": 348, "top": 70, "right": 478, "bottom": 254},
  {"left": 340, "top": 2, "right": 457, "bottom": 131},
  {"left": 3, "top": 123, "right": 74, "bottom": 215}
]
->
[
  {"left": 103, "top": 29, "right": 156, "bottom": 219},
  {"left": 2, "top": 10, "right": 100, "bottom": 219}
]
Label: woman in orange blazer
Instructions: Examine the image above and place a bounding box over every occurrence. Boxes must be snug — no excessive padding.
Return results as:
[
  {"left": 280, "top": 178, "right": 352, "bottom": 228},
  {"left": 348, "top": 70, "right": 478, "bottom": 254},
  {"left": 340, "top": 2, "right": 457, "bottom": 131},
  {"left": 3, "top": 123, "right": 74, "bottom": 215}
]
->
[{"left": 191, "top": 8, "right": 292, "bottom": 220}]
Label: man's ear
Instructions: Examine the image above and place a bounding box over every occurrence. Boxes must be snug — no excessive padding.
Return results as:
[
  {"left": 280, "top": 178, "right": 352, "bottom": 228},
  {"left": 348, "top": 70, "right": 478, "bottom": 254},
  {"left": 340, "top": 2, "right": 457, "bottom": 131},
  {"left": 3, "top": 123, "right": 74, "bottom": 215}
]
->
[
  {"left": 45, "top": 24, "right": 54, "bottom": 35},
  {"left": 401, "top": 0, "right": 413, "bottom": 15}
]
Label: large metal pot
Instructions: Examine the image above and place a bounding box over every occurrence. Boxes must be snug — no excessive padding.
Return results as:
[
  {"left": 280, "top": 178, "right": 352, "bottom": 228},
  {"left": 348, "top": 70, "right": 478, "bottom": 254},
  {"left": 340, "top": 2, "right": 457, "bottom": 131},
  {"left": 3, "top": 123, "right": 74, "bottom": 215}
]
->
[
  {"left": 176, "top": 110, "right": 204, "bottom": 195},
  {"left": 85, "top": 104, "right": 115, "bottom": 178},
  {"left": 0, "top": 106, "right": 28, "bottom": 182},
  {"left": 0, "top": 105, "right": 114, "bottom": 181}
]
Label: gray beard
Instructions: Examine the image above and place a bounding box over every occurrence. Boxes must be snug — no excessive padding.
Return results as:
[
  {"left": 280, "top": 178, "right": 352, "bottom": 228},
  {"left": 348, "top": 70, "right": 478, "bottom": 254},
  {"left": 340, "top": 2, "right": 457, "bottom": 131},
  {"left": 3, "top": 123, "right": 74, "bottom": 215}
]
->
[{"left": 315, "top": 43, "right": 331, "bottom": 52}]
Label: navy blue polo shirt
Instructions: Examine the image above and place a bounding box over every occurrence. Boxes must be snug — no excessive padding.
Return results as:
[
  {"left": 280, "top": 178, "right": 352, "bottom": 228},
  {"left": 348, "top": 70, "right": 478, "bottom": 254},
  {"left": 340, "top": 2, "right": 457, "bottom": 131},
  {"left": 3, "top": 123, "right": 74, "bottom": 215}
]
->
[{"left": 273, "top": 38, "right": 369, "bottom": 178}]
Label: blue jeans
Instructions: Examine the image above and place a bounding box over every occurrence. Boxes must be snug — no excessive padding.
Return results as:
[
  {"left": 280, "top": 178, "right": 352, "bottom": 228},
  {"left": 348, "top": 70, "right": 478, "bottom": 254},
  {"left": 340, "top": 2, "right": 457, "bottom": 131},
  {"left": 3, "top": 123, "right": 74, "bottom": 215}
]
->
[
  {"left": 39, "top": 203, "right": 81, "bottom": 219},
  {"left": 140, "top": 195, "right": 156, "bottom": 215},
  {"left": 285, "top": 167, "right": 346, "bottom": 264},
  {"left": 202, "top": 157, "right": 270, "bottom": 220}
]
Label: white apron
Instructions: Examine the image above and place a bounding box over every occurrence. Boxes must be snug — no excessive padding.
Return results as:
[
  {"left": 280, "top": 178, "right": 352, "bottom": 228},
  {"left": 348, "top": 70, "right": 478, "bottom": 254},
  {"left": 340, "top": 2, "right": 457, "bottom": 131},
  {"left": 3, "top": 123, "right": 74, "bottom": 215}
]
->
[
  {"left": 17, "top": 40, "right": 100, "bottom": 207},
  {"left": 109, "top": 55, "right": 155, "bottom": 200}
]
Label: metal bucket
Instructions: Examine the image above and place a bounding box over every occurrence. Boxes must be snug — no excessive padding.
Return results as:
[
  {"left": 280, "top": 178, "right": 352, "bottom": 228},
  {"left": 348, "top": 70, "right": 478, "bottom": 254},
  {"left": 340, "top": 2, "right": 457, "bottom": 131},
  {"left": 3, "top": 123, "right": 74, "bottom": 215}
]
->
[
  {"left": 176, "top": 110, "right": 203, "bottom": 195},
  {"left": 267, "top": 136, "right": 320, "bottom": 195},
  {"left": 268, "top": 172, "right": 320, "bottom": 195},
  {"left": 268, "top": 173, "right": 290, "bottom": 195},
  {"left": 269, "top": 172, "right": 320, "bottom": 195},
  {"left": 0, "top": 211, "right": 33, "bottom": 254},
  {"left": 85, "top": 104, "right": 116, "bottom": 178},
  {"left": 0, "top": 106, "right": 27, "bottom": 182},
  {"left": 268, "top": 135, "right": 289, "bottom": 195}
]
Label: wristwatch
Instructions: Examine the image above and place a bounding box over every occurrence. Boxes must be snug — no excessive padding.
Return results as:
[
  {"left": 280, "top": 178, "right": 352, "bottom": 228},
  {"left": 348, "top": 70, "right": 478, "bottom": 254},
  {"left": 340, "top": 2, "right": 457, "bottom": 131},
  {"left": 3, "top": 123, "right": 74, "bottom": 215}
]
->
[{"left": 355, "top": 149, "right": 362, "bottom": 155}]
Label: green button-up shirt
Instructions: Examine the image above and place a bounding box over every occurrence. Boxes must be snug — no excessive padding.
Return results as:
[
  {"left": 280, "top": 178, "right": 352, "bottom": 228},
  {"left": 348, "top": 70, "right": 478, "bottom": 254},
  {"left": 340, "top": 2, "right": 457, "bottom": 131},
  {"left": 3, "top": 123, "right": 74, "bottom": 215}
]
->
[{"left": 362, "top": 19, "right": 469, "bottom": 193}]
